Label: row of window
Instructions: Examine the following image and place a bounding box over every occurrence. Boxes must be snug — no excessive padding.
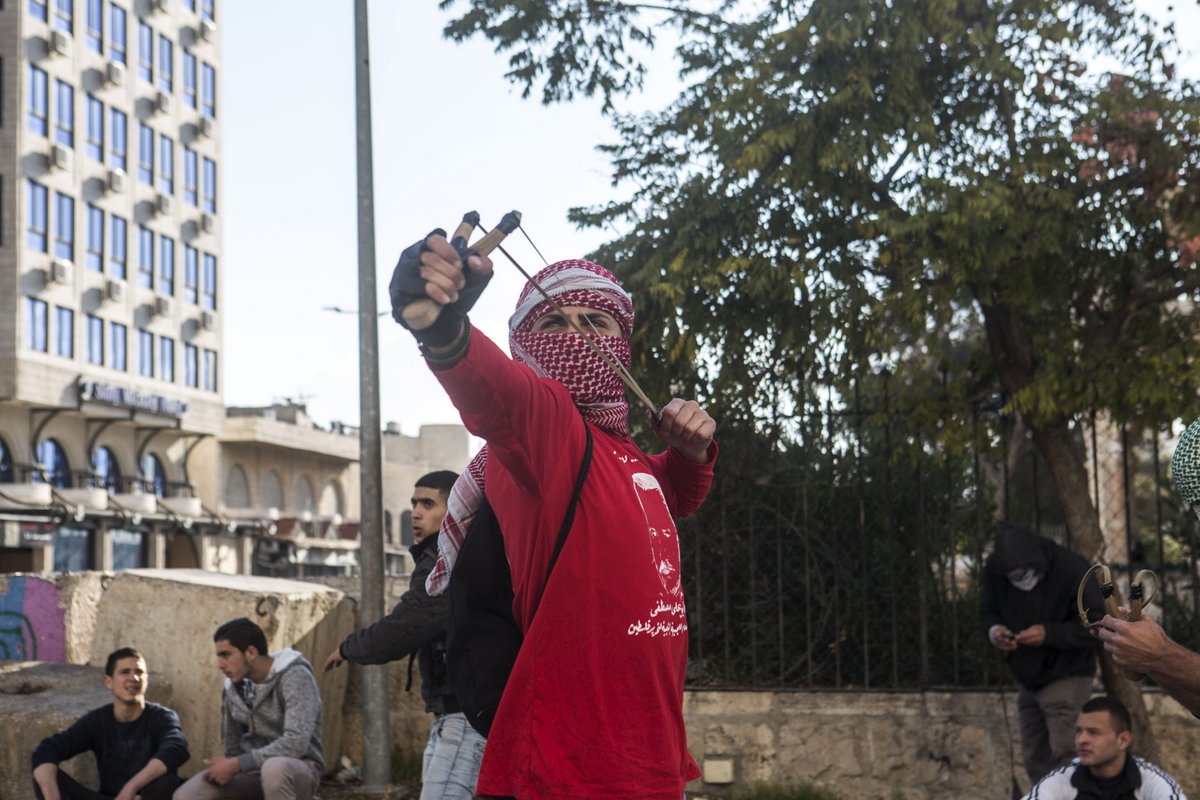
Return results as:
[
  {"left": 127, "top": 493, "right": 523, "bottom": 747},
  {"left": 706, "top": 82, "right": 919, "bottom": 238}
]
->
[
  {"left": 27, "top": 180, "right": 218, "bottom": 306},
  {"left": 28, "top": 72, "right": 218, "bottom": 211},
  {"left": 25, "top": 297, "right": 218, "bottom": 391},
  {"left": 30, "top": 0, "right": 216, "bottom": 107},
  {"left": 0, "top": 434, "right": 170, "bottom": 498}
]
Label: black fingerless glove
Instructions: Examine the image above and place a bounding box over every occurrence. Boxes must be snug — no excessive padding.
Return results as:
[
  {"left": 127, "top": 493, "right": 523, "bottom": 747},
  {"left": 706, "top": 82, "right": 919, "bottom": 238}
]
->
[{"left": 388, "top": 230, "right": 493, "bottom": 348}]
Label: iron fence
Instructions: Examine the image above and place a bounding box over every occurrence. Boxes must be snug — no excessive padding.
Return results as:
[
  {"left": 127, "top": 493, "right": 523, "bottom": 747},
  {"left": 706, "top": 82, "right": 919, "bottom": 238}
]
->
[{"left": 680, "top": 378, "right": 1200, "bottom": 690}]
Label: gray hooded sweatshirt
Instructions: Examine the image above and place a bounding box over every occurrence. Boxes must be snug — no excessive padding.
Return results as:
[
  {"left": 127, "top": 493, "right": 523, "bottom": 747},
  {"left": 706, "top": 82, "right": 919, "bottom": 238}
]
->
[{"left": 221, "top": 648, "right": 324, "bottom": 773}]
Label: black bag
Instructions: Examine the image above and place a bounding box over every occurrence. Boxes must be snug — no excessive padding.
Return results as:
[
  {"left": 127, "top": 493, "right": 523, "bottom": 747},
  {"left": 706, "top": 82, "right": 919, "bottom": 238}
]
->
[{"left": 445, "top": 424, "right": 593, "bottom": 737}]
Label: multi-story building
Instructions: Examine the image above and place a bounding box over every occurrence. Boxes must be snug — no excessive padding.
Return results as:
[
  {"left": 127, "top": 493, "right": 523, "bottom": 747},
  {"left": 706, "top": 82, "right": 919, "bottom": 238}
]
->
[{"left": 0, "top": 0, "right": 223, "bottom": 571}]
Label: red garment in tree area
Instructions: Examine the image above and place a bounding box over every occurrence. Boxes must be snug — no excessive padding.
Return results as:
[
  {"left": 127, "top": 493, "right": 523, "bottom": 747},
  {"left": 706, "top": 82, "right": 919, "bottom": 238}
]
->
[{"left": 432, "top": 329, "right": 716, "bottom": 800}]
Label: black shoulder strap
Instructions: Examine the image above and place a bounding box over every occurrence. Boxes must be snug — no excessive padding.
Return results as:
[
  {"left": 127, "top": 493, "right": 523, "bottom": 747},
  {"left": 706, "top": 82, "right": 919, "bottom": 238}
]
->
[{"left": 544, "top": 422, "right": 594, "bottom": 582}]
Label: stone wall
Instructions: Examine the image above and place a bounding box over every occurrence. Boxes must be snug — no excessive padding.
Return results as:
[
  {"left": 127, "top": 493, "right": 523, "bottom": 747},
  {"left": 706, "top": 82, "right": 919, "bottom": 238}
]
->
[{"left": 0, "top": 573, "right": 105, "bottom": 664}]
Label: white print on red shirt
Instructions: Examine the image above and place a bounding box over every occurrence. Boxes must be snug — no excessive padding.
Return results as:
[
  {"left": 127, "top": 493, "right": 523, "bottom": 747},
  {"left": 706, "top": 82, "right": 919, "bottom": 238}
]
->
[{"left": 627, "top": 471, "right": 689, "bottom": 638}]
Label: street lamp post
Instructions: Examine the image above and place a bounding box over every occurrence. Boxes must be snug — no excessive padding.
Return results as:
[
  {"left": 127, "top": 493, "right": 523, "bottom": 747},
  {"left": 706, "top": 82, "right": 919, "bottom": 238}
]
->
[{"left": 353, "top": 0, "right": 390, "bottom": 792}]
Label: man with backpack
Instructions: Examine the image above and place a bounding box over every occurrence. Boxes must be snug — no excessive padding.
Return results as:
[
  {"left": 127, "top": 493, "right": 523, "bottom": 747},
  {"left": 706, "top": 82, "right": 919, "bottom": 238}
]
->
[
  {"left": 388, "top": 223, "right": 717, "bottom": 799},
  {"left": 322, "top": 470, "right": 485, "bottom": 799}
]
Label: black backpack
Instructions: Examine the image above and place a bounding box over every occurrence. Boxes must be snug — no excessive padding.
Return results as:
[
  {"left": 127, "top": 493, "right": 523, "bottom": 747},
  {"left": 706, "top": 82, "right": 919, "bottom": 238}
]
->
[{"left": 445, "top": 424, "right": 593, "bottom": 737}]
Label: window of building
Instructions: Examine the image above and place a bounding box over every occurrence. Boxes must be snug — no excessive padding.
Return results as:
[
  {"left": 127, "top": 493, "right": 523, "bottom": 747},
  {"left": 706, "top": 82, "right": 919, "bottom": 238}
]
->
[
  {"left": 201, "top": 156, "right": 215, "bottom": 213},
  {"left": 224, "top": 464, "right": 250, "bottom": 508},
  {"left": 138, "top": 123, "right": 153, "bottom": 184},
  {"left": 158, "top": 134, "right": 173, "bottom": 194},
  {"left": 110, "top": 4, "right": 126, "bottom": 64},
  {"left": 202, "top": 348, "right": 217, "bottom": 391},
  {"left": 293, "top": 475, "right": 314, "bottom": 514},
  {"left": 110, "top": 214, "right": 127, "bottom": 278},
  {"left": 159, "top": 335, "right": 174, "bottom": 382},
  {"left": 37, "top": 439, "right": 72, "bottom": 487},
  {"left": 112, "top": 529, "right": 145, "bottom": 569},
  {"left": 86, "top": 95, "right": 103, "bottom": 161},
  {"left": 137, "top": 226, "right": 152, "bottom": 288},
  {"left": 86, "top": 314, "right": 103, "bottom": 364},
  {"left": 201, "top": 0, "right": 213, "bottom": 22},
  {"left": 55, "top": 80, "right": 73, "bottom": 148},
  {"left": 183, "top": 51, "right": 196, "bottom": 109},
  {"left": 159, "top": 235, "right": 174, "bottom": 295},
  {"left": 158, "top": 35, "right": 173, "bottom": 94},
  {"left": 201, "top": 252, "right": 216, "bottom": 310},
  {"left": 110, "top": 107, "right": 127, "bottom": 171},
  {"left": 110, "top": 321, "right": 127, "bottom": 370},
  {"left": 0, "top": 438, "right": 14, "bottom": 484},
  {"left": 54, "top": 192, "right": 74, "bottom": 260},
  {"left": 184, "top": 342, "right": 198, "bottom": 387},
  {"left": 54, "top": 0, "right": 72, "bottom": 33},
  {"left": 27, "top": 179, "right": 48, "bottom": 252},
  {"left": 141, "top": 453, "right": 166, "bottom": 497},
  {"left": 137, "top": 329, "right": 153, "bottom": 376},
  {"left": 55, "top": 306, "right": 74, "bottom": 357},
  {"left": 86, "top": 204, "right": 103, "bottom": 270},
  {"left": 262, "top": 470, "right": 283, "bottom": 509},
  {"left": 184, "top": 0, "right": 196, "bottom": 12},
  {"left": 54, "top": 528, "right": 92, "bottom": 572},
  {"left": 318, "top": 482, "right": 343, "bottom": 517},
  {"left": 201, "top": 62, "right": 215, "bottom": 118},
  {"left": 92, "top": 446, "right": 120, "bottom": 490},
  {"left": 28, "top": 65, "right": 48, "bottom": 137},
  {"left": 85, "top": 0, "right": 102, "bottom": 52},
  {"left": 138, "top": 21, "right": 152, "bottom": 83},
  {"left": 30, "top": 0, "right": 48, "bottom": 22},
  {"left": 26, "top": 297, "right": 48, "bottom": 352},
  {"left": 183, "top": 147, "right": 197, "bottom": 206},
  {"left": 184, "top": 245, "right": 198, "bottom": 303}
]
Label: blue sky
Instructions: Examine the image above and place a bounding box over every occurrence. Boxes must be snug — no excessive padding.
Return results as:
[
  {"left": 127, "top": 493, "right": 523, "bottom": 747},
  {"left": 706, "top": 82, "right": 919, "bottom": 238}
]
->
[{"left": 220, "top": 1, "right": 1200, "bottom": 434}]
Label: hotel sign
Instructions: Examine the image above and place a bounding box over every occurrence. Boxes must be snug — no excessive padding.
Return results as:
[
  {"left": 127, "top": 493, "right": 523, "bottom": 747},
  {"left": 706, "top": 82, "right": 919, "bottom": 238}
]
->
[{"left": 79, "top": 380, "right": 189, "bottom": 418}]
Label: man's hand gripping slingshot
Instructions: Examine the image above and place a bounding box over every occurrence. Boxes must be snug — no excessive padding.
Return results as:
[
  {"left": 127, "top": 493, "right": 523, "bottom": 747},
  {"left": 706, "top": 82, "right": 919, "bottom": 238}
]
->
[{"left": 1077, "top": 563, "right": 1159, "bottom": 681}]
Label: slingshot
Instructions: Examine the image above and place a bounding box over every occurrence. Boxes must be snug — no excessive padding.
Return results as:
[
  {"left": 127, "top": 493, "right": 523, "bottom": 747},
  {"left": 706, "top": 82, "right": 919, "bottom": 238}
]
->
[{"left": 1076, "top": 563, "right": 1158, "bottom": 681}]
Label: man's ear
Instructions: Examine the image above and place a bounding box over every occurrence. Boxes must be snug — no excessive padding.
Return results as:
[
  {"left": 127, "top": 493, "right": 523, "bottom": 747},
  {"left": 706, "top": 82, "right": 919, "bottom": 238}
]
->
[
  {"left": 244, "top": 645, "right": 258, "bottom": 660},
  {"left": 104, "top": 674, "right": 114, "bottom": 691},
  {"left": 1117, "top": 730, "right": 1133, "bottom": 752}
]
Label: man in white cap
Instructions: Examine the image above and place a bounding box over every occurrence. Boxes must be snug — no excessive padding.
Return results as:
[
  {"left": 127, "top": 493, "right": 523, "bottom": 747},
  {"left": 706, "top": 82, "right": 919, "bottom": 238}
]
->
[{"left": 390, "top": 229, "right": 717, "bottom": 799}]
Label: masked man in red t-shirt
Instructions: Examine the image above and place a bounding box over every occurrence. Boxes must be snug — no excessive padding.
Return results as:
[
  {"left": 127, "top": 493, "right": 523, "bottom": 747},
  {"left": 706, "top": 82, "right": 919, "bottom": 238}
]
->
[{"left": 389, "top": 226, "right": 717, "bottom": 800}]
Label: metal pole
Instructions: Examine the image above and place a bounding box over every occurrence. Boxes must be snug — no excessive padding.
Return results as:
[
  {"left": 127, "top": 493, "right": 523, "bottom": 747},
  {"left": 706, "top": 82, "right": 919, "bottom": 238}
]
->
[{"left": 353, "top": 0, "right": 390, "bottom": 791}]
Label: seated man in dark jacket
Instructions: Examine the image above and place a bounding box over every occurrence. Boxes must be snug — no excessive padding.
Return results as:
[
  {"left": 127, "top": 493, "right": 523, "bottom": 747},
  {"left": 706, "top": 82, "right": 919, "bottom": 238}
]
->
[
  {"left": 32, "top": 647, "right": 189, "bottom": 800},
  {"left": 323, "top": 470, "right": 482, "bottom": 799},
  {"left": 981, "top": 522, "right": 1103, "bottom": 784}
]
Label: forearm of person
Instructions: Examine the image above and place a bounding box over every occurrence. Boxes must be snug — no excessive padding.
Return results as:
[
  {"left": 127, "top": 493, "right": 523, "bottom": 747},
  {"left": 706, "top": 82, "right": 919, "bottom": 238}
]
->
[
  {"left": 33, "top": 763, "right": 61, "bottom": 800},
  {"left": 650, "top": 443, "right": 717, "bottom": 519},
  {"left": 119, "top": 758, "right": 167, "bottom": 795},
  {"left": 340, "top": 591, "right": 445, "bottom": 664},
  {"left": 1148, "top": 643, "right": 1200, "bottom": 716},
  {"left": 150, "top": 711, "right": 190, "bottom": 770},
  {"left": 221, "top": 701, "right": 244, "bottom": 757}
]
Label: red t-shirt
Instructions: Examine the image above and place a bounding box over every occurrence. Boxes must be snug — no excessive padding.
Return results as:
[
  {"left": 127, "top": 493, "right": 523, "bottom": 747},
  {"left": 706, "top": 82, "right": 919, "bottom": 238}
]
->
[{"left": 433, "top": 330, "right": 715, "bottom": 799}]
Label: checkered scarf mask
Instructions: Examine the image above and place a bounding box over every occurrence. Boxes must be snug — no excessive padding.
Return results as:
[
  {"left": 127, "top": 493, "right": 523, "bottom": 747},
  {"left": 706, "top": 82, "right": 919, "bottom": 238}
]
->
[
  {"left": 426, "top": 260, "right": 635, "bottom": 595},
  {"left": 1172, "top": 417, "right": 1200, "bottom": 507}
]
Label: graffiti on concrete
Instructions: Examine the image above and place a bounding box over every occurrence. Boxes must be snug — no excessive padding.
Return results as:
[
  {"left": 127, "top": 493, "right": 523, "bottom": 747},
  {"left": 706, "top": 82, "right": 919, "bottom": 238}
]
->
[{"left": 0, "top": 576, "right": 66, "bottom": 662}]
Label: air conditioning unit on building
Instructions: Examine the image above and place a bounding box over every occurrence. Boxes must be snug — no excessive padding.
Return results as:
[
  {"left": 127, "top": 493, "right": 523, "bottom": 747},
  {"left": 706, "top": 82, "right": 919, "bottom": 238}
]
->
[
  {"left": 155, "top": 193, "right": 173, "bottom": 217},
  {"left": 197, "top": 116, "right": 215, "bottom": 139},
  {"left": 105, "top": 61, "right": 127, "bottom": 87},
  {"left": 199, "top": 213, "right": 215, "bottom": 234},
  {"left": 155, "top": 91, "right": 173, "bottom": 115},
  {"left": 153, "top": 295, "right": 174, "bottom": 317},
  {"left": 198, "top": 19, "right": 217, "bottom": 43},
  {"left": 48, "top": 30, "right": 72, "bottom": 57},
  {"left": 105, "top": 278, "right": 126, "bottom": 304},
  {"left": 105, "top": 168, "right": 127, "bottom": 194},
  {"left": 200, "top": 310, "right": 215, "bottom": 331},
  {"left": 49, "top": 144, "right": 72, "bottom": 172},
  {"left": 49, "top": 258, "right": 73, "bottom": 286}
]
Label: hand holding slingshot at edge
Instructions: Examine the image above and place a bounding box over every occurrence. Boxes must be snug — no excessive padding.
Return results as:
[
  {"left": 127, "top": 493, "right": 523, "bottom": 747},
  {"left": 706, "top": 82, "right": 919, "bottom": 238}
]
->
[{"left": 1077, "top": 563, "right": 1159, "bottom": 681}]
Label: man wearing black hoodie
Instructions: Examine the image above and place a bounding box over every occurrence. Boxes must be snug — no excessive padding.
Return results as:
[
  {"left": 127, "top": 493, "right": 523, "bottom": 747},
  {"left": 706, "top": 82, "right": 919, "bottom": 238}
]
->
[{"left": 982, "top": 522, "right": 1104, "bottom": 784}]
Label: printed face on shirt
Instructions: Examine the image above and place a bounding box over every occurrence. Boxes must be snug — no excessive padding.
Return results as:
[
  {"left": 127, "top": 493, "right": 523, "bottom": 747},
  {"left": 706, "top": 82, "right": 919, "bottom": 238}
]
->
[
  {"left": 632, "top": 472, "right": 683, "bottom": 596},
  {"left": 105, "top": 656, "right": 148, "bottom": 705},
  {"left": 411, "top": 486, "right": 449, "bottom": 544},
  {"left": 215, "top": 639, "right": 253, "bottom": 683},
  {"left": 530, "top": 306, "right": 622, "bottom": 338},
  {"left": 1075, "top": 710, "right": 1131, "bottom": 773}
]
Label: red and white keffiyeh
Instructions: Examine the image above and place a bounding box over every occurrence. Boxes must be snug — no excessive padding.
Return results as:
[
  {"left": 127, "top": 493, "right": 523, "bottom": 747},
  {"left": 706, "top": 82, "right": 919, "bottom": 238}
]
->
[{"left": 425, "top": 260, "right": 634, "bottom": 595}]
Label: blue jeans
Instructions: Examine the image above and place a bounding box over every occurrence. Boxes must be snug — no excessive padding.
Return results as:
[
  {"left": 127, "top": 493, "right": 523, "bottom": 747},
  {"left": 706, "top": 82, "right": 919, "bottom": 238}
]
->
[{"left": 421, "top": 712, "right": 486, "bottom": 800}]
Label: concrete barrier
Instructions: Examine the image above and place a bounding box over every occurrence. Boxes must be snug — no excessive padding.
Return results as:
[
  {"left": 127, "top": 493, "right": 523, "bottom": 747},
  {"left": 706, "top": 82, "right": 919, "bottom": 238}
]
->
[
  {"left": 0, "top": 661, "right": 174, "bottom": 800},
  {"left": 0, "top": 573, "right": 106, "bottom": 664},
  {"left": 86, "top": 569, "right": 354, "bottom": 777}
]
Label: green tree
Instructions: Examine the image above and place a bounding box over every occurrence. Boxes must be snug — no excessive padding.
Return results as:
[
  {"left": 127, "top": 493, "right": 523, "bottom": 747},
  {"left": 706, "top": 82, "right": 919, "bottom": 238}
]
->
[{"left": 440, "top": 0, "right": 1200, "bottom": 748}]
